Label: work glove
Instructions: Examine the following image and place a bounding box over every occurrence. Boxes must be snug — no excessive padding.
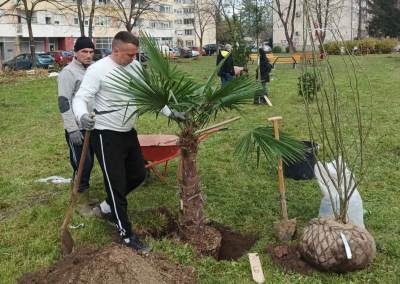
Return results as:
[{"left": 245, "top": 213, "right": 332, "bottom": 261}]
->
[
  {"left": 80, "top": 113, "right": 95, "bottom": 130},
  {"left": 169, "top": 110, "right": 186, "bottom": 122},
  {"left": 69, "top": 130, "right": 83, "bottom": 146}
]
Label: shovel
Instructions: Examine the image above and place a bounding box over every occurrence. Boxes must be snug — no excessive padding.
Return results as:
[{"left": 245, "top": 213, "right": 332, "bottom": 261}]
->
[
  {"left": 268, "top": 116, "right": 296, "bottom": 242},
  {"left": 60, "top": 130, "right": 91, "bottom": 255}
]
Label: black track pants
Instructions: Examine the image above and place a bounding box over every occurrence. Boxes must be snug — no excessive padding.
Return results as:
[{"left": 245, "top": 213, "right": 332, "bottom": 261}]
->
[
  {"left": 91, "top": 129, "right": 146, "bottom": 238},
  {"left": 65, "top": 130, "right": 94, "bottom": 192}
]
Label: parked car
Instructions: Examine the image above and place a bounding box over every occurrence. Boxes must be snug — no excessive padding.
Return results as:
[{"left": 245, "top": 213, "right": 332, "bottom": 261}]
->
[
  {"left": 46, "top": 50, "right": 73, "bottom": 66},
  {"left": 191, "top": 49, "right": 200, "bottom": 57},
  {"left": 203, "top": 44, "right": 218, "bottom": 55},
  {"left": 2, "top": 53, "right": 55, "bottom": 71},
  {"left": 191, "top": 47, "right": 206, "bottom": 56},
  {"left": 93, "top": 48, "right": 111, "bottom": 61},
  {"left": 170, "top": 47, "right": 181, "bottom": 58}
]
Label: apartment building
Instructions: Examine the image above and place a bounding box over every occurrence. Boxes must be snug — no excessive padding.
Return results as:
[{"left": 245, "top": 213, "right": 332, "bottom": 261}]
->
[
  {"left": 272, "top": 0, "right": 368, "bottom": 50},
  {"left": 0, "top": 0, "right": 216, "bottom": 61}
]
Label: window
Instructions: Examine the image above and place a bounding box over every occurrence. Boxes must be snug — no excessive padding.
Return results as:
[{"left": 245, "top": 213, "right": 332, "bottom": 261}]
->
[
  {"left": 149, "top": 21, "right": 157, "bottom": 28},
  {"left": 98, "top": 0, "right": 110, "bottom": 4},
  {"left": 183, "top": 18, "right": 194, "bottom": 25},
  {"left": 185, "top": 40, "right": 193, "bottom": 47},
  {"left": 183, "top": 7, "right": 194, "bottom": 14},
  {"left": 96, "top": 16, "right": 111, "bottom": 27},
  {"left": 74, "top": 17, "right": 79, "bottom": 25},
  {"left": 184, "top": 29, "right": 193, "bottom": 35},
  {"left": 95, "top": 37, "right": 112, "bottom": 49},
  {"left": 174, "top": 9, "right": 182, "bottom": 14},
  {"left": 159, "top": 5, "right": 171, "bottom": 13},
  {"left": 54, "top": 20, "right": 60, "bottom": 24},
  {"left": 175, "top": 19, "right": 183, "bottom": 25},
  {"left": 159, "top": 21, "right": 171, "bottom": 29},
  {"left": 45, "top": 16, "right": 51, "bottom": 24},
  {"left": 84, "top": 17, "right": 89, "bottom": 26}
]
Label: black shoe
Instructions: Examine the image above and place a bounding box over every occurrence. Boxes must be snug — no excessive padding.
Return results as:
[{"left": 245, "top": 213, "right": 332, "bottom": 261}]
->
[
  {"left": 92, "top": 206, "right": 117, "bottom": 227},
  {"left": 122, "top": 235, "right": 151, "bottom": 254}
]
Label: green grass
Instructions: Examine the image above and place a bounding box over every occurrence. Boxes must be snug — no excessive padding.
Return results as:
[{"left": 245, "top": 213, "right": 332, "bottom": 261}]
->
[{"left": 1, "top": 54, "right": 400, "bottom": 283}]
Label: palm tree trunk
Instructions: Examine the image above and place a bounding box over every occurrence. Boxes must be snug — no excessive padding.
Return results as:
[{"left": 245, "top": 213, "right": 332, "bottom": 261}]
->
[
  {"left": 178, "top": 135, "right": 205, "bottom": 240},
  {"left": 178, "top": 130, "right": 222, "bottom": 257}
]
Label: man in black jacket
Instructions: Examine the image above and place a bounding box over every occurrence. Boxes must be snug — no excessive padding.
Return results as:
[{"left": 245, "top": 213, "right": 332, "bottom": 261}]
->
[{"left": 216, "top": 44, "right": 235, "bottom": 86}]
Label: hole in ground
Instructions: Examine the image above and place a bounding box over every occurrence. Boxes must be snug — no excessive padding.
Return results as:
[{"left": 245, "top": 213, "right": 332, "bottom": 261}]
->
[{"left": 131, "top": 207, "right": 259, "bottom": 261}]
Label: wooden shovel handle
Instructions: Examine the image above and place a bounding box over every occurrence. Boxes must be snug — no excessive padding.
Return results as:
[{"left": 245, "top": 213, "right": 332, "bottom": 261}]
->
[
  {"left": 268, "top": 116, "right": 288, "bottom": 221},
  {"left": 60, "top": 130, "right": 91, "bottom": 232}
]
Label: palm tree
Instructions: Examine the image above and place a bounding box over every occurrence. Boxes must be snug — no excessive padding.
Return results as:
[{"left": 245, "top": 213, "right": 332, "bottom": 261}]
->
[{"left": 108, "top": 32, "right": 304, "bottom": 254}]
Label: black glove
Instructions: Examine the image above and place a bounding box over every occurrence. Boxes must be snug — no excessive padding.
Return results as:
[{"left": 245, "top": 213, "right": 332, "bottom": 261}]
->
[
  {"left": 69, "top": 130, "right": 83, "bottom": 146},
  {"left": 170, "top": 110, "right": 186, "bottom": 122},
  {"left": 80, "top": 113, "right": 95, "bottom": 130}
]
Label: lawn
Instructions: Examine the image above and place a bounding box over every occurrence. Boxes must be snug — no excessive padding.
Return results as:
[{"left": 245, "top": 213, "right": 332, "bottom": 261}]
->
[{"left": 0, "top": 54, "right": 399, "bottom": 283}]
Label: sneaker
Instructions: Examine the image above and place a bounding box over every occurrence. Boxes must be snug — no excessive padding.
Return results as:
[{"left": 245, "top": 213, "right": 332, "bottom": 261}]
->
[
  {"left": 122, "top": 235, "right": 151, "bottom": 254},
  {"left": 92, "top": 205, "right": 116, "bottom": 227}
]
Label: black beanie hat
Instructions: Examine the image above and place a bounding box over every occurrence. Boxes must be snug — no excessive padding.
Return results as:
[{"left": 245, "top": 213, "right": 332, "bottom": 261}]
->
[{"left": 74, "top": 37, "right": 95, "bottom": 52}]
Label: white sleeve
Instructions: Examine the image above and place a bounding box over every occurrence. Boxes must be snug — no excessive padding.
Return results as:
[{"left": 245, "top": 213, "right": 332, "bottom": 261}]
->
[
  {"left": 160, "top": 105, "right": 172, "bottom": 117},
  {"left": 72, "top": 66, "right": 100, "bottom": 121}
]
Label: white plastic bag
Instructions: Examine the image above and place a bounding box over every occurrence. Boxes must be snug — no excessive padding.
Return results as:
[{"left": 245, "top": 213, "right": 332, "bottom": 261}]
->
[{"left": 314, "top": 157, "right": 364, "bottom": 228}]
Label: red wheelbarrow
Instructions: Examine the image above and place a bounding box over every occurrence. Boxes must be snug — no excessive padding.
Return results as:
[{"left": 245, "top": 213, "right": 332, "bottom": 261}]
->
[{"left": 138, "top": 117, "right": 240, "bottom": 181}]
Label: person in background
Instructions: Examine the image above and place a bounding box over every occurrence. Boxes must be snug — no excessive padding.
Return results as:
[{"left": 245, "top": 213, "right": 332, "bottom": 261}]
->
[
  {"left": 216, "top": 44, "right": 235, "bottom": 86},
  {"left": 254, "top": 48, "right": 272, "bottom": 104},
  {"left": 57, "top": 36, "right": 96, "bottom": 217}
]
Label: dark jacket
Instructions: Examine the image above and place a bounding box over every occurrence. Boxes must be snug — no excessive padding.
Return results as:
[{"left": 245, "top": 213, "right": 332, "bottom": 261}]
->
[
  {"left": 257, "top": 60, "right": 272, "bottom": 82},
  {"left": 216, "top": 50, "right": 235, "bottom": 76}
]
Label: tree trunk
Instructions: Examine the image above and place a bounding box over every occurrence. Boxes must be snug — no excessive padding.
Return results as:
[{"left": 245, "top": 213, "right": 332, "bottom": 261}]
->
[
  {"left": 77, "top": 0, "right": 85, "bottom": 37},
  {"left": 22, "top": 0, "right": 35, "bottom": 66},
  {"left": 178, "top": 135, "right": 204, "bottom": 239},
  {"left": 88, "top": 0, "right": 96, "bottom": 38},
  {"left": 357, "top": 0, "right": 362, "bottom": 39},
  {"left": 27, "top": 18, "right": 36, "bottom": 66},
  {"left": 125, "top": 22, "right": 132, "bottom": 32},
  {"left": 178, "top": 131, "right": 221, "bottom": 257}
]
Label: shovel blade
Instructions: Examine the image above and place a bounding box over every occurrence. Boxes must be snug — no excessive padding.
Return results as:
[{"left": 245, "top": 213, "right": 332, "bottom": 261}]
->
[
  {"left": 61, "top": 229, "right": 74, "bottom": 256},
  {"left": 274, "top": 219, "right": 297, "bottom": 242}
]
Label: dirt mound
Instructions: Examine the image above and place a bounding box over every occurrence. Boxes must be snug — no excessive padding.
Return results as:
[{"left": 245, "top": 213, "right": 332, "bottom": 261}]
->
[
  {"left": 266, "top": 244, "right": 316, "bottom": 275},
  {"left": 19, "top": 243, "right": 196, "bottom": 284}
]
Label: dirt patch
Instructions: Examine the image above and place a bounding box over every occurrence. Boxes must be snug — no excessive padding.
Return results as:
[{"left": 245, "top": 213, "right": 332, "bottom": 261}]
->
[
  {"left": 266, "top": 244, "right": 316, "bottom": 275},
  {"left": 19, "top": 243, "right": 196, "bottom": 284},
  {"left": 211, "top": 223, "right": 259, "bottom": 261},
  {"left": 132, "top": 208, "right": 259, "bottom": 261}
]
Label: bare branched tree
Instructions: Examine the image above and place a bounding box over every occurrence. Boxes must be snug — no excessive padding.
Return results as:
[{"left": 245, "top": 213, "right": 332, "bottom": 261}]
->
[
  {"left": 19, "top": 0, "right": 48, "bottom": 64},
  {"left": 273, "top": 0, "right": 297, "bottom": 53},
  {"left": 192, "top": 0, "right": 215, "bottom": 50},
  {"left": 75, "top": 0, "right": 96, "bottom": 37},
  {"left": 107, "top": 0, "right": 155, "bottom": 32},
  {"left": 0, "top": 0, "right": 11, "bottom": 8}
]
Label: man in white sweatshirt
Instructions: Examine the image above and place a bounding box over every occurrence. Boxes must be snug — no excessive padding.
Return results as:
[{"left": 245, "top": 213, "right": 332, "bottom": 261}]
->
[{"left": 73, "top": 31, "right": 181, "bottom": 254}]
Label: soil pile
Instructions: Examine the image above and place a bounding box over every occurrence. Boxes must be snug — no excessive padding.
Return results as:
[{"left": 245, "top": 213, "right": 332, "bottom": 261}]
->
[{"left": 19, "top": 243, "right": 196, "bottom": 284}]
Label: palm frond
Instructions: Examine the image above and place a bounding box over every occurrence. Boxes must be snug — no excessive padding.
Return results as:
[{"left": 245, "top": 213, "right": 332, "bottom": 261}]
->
[{"left": 235, "top": 127, "right": 305, "bottom": 166}]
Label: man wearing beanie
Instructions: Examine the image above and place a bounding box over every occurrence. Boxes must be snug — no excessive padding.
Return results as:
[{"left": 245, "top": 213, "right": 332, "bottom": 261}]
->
[{"left": 57, "top": 36, "right": 95, "bottom": 217}]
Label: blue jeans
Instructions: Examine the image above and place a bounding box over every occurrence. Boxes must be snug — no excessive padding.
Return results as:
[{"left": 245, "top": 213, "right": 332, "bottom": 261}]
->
[
  {"left": 65, "top": 130, "right": 94, "bottom": 192},
  {"left": 220, "top": 73, "right": 235, "bottom": 86}
]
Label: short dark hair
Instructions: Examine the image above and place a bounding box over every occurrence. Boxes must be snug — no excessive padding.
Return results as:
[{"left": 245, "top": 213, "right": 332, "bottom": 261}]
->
[{"left": 112, "top": 31, "right": 139, "bottom": 48}]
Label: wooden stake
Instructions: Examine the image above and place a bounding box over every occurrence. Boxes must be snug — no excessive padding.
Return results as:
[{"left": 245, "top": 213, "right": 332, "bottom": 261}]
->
[
  {"left": 248, "top": 253, "right": 265, "bottom": 283},
  {"left": 268, "top": 116, "right": 288, "bottom": 221}
]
